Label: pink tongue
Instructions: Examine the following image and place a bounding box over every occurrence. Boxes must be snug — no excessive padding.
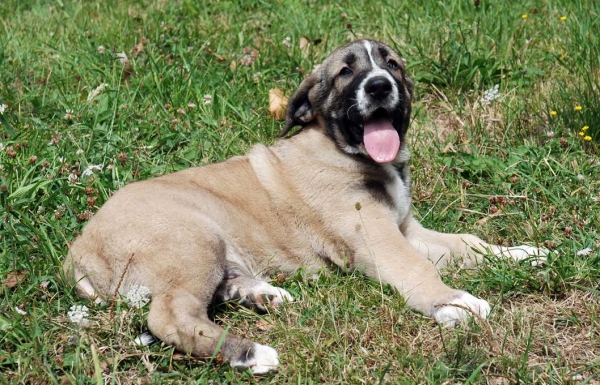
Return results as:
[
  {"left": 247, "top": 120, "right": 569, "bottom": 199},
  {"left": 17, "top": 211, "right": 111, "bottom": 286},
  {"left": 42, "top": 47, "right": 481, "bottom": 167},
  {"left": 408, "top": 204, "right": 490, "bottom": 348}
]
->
[{"left": 363, "top": 120, "right": 400, "bottom": 163}]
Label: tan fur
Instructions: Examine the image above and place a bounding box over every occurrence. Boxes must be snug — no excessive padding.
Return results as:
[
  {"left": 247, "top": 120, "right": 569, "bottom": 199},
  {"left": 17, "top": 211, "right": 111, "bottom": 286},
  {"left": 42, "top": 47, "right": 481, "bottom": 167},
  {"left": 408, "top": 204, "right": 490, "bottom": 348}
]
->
[{"left": 64, "top": 40, "right": 546, "bottom": 374}]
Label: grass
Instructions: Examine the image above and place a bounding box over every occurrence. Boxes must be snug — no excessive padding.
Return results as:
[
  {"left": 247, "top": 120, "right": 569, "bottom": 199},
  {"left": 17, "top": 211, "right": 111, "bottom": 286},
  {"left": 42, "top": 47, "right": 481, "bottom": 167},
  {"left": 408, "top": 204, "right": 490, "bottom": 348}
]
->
[{"left": 1, "top": 0, "right": 599, "bottom": 383}]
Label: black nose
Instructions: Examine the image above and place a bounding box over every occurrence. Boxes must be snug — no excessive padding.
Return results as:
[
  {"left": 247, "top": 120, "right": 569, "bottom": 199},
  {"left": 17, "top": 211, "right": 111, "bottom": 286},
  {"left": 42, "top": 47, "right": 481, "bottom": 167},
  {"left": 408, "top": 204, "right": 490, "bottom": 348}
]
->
[{"left": 365, "top": 76, "right": 392, "bottom": 100}]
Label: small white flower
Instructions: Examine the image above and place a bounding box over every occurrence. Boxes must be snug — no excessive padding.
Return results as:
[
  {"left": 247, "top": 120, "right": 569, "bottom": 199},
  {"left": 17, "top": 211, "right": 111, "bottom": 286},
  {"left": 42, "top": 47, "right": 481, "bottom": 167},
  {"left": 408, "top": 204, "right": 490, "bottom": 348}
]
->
[
  {"left": 15, "top": 307, "right": 27, "bottom": 315},
  {"left": 203, "top": 94, "right": 212, "bottom": 105},
  {"left": 187, "top": 102, "right": 196, "bottom": 109},
  {"left": 126, "top": 285, "right": 152, "bottom": 308},
  {"left": 282, "top": 36, "right": 292, "bottom": 48},
  {"left": 37, "top": 206, "right": 45, "bottom": 214},
  {"left": 76, "top": 148, "right": 84, "bottom": 155},
  {"left": 68, "top": 305, "right": 89, "bottom": 324},
  {"left": 576, "top": 247, "right": 592, "bottom": 256},
  {"left": 0, "top": 142, "right": 4, "bottom": 151},
  {"left": 97, "top": 45, "right": 105, "bottom": 54},
  {"left": 81, "top": 164, "right": 103, "bottom": 178},
  {"left": 87, "top": 83, "right": 109, "bottom": 102},
  {"left": 545, "top": 131, "right": 554, "bottom": 138},
  {"left": 116, "top": 52, "right": 129, "bottom": 64},
  {"left": 68, "top": 173, "right": 78, "bottom": 185},
  {"left": 577, "top": 174, "right": 584, "bottom": 181},
  {"left": 64, "top": 109, "right": 74, "bottom": 120},
  {"left": 0, "top": 103, "right": 7, "bottom": 114},
  {"left": 480, "top": 84, "right": 500, "bottom": 105}
]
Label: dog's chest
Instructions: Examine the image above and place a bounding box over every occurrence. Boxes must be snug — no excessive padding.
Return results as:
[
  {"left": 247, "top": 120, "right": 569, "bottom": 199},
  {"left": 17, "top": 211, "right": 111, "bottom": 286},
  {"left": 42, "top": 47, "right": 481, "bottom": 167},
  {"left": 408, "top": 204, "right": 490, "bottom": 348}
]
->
[{"left": 382, "top": 164, "right": 411, "bottom": 224}]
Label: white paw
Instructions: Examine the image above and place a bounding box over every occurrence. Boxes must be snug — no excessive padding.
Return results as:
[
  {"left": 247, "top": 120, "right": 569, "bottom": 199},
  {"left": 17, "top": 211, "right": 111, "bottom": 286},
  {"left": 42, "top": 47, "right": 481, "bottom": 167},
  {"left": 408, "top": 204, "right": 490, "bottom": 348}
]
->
[
  {"left": 243, "top": 282, "right": 293, "bottom": 309},
  {"left": 496, "top": 245, "right": 550, "bottom": 266},
  {"left": 231, "top": 343, "right": 279, "bottom": 375},
  {"left": 433, "top": 292, "right": 491, "bottom": 328}
]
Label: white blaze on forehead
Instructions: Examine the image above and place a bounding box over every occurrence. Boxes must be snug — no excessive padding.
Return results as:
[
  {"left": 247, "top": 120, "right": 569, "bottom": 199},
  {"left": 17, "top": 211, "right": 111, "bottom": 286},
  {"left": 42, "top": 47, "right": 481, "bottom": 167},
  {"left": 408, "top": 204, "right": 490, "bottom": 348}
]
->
[
  {"left": 363, "top": 40, "right": 385, "bottom": 72},
  {"left": 356, "top": 41, "right": 399, "bottom": 117}
]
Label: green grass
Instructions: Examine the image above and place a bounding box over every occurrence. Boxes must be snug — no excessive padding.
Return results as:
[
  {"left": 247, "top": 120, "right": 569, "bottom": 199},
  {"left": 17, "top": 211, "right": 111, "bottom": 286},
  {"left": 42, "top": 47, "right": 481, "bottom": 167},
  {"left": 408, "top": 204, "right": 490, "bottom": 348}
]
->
[{"left": 1, "top": 0, "right": 599, "bottom": 383}]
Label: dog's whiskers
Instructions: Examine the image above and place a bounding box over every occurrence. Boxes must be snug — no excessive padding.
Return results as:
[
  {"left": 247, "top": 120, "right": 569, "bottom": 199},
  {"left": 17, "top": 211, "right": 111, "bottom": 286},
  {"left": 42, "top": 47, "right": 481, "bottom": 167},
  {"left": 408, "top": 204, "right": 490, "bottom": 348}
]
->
[{"left": 346, "top": 103, "right": 358, "bottom": 119}]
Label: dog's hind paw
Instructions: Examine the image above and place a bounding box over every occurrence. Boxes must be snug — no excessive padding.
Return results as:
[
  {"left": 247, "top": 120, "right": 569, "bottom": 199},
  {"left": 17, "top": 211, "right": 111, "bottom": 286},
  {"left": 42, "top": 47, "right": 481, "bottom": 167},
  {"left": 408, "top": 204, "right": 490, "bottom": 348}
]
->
[
  {"left": 236, "top": 281, "right": 293, "bottom": 311},
  {"left": 231, "top": 343, "right": 279, "bottom": 375},
  {"left": 433, "top": 292, "right": 491, "bottom": 328}
]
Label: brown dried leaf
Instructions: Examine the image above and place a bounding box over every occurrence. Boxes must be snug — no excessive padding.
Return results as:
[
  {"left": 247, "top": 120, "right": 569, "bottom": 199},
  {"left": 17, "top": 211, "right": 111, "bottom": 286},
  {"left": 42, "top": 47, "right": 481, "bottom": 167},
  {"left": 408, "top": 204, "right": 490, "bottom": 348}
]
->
[
  {"left": 2, "top": 270, "right": 29, "bottom": 288},
  {"left": 133, "top": 41, "right": 144, "bottom": 56},
  {"left": 299, "top": 37, "right": 310, "bottom": 58},
  {"left": 268, "top": 88, "right": 288, "bottom": 120}
]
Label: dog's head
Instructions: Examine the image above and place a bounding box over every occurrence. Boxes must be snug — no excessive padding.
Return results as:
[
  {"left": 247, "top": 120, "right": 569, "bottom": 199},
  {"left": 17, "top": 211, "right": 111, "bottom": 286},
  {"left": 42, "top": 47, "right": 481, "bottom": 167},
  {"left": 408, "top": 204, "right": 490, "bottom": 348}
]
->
[{"left": 281, "top": 39, "right": 414, "bottom": 164}]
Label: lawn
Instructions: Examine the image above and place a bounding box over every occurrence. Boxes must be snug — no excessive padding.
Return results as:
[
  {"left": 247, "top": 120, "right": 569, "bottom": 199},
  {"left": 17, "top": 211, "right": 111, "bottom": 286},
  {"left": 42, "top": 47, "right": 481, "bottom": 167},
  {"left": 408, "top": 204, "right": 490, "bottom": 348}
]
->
[{"left": 1, "top": 0, "right": 599, "bottom": 383}]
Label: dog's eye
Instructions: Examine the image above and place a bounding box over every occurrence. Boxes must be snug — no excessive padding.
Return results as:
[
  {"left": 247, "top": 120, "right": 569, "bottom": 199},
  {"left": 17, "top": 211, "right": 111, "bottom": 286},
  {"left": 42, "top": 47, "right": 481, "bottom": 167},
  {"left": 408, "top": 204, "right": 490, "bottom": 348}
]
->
[
  {"left": 339, "top": 67, "right": 353, "bottom": 77},
  {"left": 387, "top": 60, "right": 399, "bottom": 70}
]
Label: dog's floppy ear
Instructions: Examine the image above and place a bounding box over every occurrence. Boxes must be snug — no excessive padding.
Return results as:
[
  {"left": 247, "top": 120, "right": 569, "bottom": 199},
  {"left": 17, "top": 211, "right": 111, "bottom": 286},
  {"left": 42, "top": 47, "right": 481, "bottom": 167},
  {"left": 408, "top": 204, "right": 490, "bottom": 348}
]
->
[{"left": 279, "top": 73, "right": 319, "bottom": 137}]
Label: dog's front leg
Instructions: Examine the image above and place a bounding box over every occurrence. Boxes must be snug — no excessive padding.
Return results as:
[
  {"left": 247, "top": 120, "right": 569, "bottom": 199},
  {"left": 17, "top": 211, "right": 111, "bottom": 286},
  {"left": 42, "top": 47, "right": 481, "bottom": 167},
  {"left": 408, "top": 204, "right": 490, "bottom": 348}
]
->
[
  {"left": 401, "top": 217, "right": 549, "bottom": 269},
  {"left": 351, "top": 208, "right": 489, "bottom": 327}
]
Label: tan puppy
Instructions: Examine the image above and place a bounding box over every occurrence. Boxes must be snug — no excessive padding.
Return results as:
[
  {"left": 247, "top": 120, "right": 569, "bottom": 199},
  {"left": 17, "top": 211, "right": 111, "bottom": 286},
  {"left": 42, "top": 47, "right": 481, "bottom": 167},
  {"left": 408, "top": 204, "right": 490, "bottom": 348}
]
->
[{"left": 64, "top": 39, "right": 547, "bottom": 374}]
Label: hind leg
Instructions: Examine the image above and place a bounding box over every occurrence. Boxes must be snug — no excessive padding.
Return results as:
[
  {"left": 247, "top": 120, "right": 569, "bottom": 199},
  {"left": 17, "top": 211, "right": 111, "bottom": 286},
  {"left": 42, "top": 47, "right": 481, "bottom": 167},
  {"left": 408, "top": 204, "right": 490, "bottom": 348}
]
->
[
  {"left": 215, "top": 276, "right": 293, "bottom": 312},
  {"left": 148, "top": 288, "right": 279, "bottom": 374}
]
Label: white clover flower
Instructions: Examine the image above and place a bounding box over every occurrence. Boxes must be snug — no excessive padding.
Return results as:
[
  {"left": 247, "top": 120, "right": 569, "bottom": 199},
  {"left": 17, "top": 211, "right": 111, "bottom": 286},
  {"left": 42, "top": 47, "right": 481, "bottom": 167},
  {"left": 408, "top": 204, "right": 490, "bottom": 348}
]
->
[
  {"left": 576, "top": 247, "right": 592, "bottom": 256},
  {"left": 577, "top": 174, "right": 584, "bottom": 181},
  {"left": 116, "top": 52, "right": 129, "bottom": 64},
  {"left": 545, "top": 131, "right": 554, "bottom": 138},
  {"left": 282, "top": 36, "right": 291, "bottom": 48},
  {"left": 64, "top": 109, "right": 74, "bottom": 120},
  {"left": 0, "top": 103, "right": 7, "bottom": 114},
  {"left": 126, "top": 285, "right": 152, "bottom": 308},
  {"left": 76, "top": 148, "right": 84, "bottom": 155},
  {"left": 81, "top": 164, "right": 103, "bottom": 178},
  {"left": 15, "top": 307, "right": 27, "bottom": 315},
  {"left": 480, "top": 84, "right": 500, "bottom": 105},
  {"left": 97, "top": 45, "right": 105, "bottom": 54},
  {"left": 0, "top": 142, "right": 4, "bottom": 151},
  {"left": 68, "top": 305, "right": 89, "bottom": 324},
  {"left": 68, "top": 173, "right": 78, "bottom": 185},
  {"left": 203, "top": 94, "right": 212, "bottom": 105},
  {"left": 37, "top": 206, "right": 45, "bottom": 214}
]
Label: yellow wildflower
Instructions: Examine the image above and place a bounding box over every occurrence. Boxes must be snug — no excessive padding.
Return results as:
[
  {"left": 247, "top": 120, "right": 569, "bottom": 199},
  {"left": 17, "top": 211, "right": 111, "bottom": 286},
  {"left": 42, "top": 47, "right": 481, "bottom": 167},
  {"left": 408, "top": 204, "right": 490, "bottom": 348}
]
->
[
  {"left": 521, "top": 14, "right": 528, "bottom": 19},
  {"left": 584, "top": 136, "right": 592, "bottom": 141},
  {"left": 582, "top": 125, "right": 589, "bottom": 131},
  {"left": 575, "top": 105, "right": 582, "bottom": 111},
  {"left": 579, "top": 131, "right": 585, "bottom": 136},
  {"left": 550, "top": 110, "right": 557, "bottom": 116},
  {"left": 560, "top": 16, "right": 567, "bottom": 21}
]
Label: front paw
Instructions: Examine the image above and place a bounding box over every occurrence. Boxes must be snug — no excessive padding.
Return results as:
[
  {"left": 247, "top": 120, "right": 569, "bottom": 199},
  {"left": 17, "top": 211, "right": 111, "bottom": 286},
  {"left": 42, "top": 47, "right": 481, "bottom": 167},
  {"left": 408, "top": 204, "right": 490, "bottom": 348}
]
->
[
  {"left": 497, "top": 245, "right": 550, "bottom": 266},
  {"left": 433, "top": 292, "right": 491, "bottom": 328}
]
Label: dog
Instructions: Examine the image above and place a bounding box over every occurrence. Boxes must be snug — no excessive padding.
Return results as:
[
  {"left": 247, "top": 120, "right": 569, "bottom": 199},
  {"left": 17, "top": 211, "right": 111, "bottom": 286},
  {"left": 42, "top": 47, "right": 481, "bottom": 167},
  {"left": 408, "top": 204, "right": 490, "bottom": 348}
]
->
[{"left": 64, "top": 39, "right": 547, "bottom": 374}]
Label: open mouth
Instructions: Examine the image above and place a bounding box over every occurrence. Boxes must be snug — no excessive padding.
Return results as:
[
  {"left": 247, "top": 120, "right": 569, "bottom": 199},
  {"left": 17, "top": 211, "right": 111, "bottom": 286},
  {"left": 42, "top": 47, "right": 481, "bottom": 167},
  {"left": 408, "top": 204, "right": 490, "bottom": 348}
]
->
[{"left": 362, "top": 109, "right": 400, "bottom": 163}]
